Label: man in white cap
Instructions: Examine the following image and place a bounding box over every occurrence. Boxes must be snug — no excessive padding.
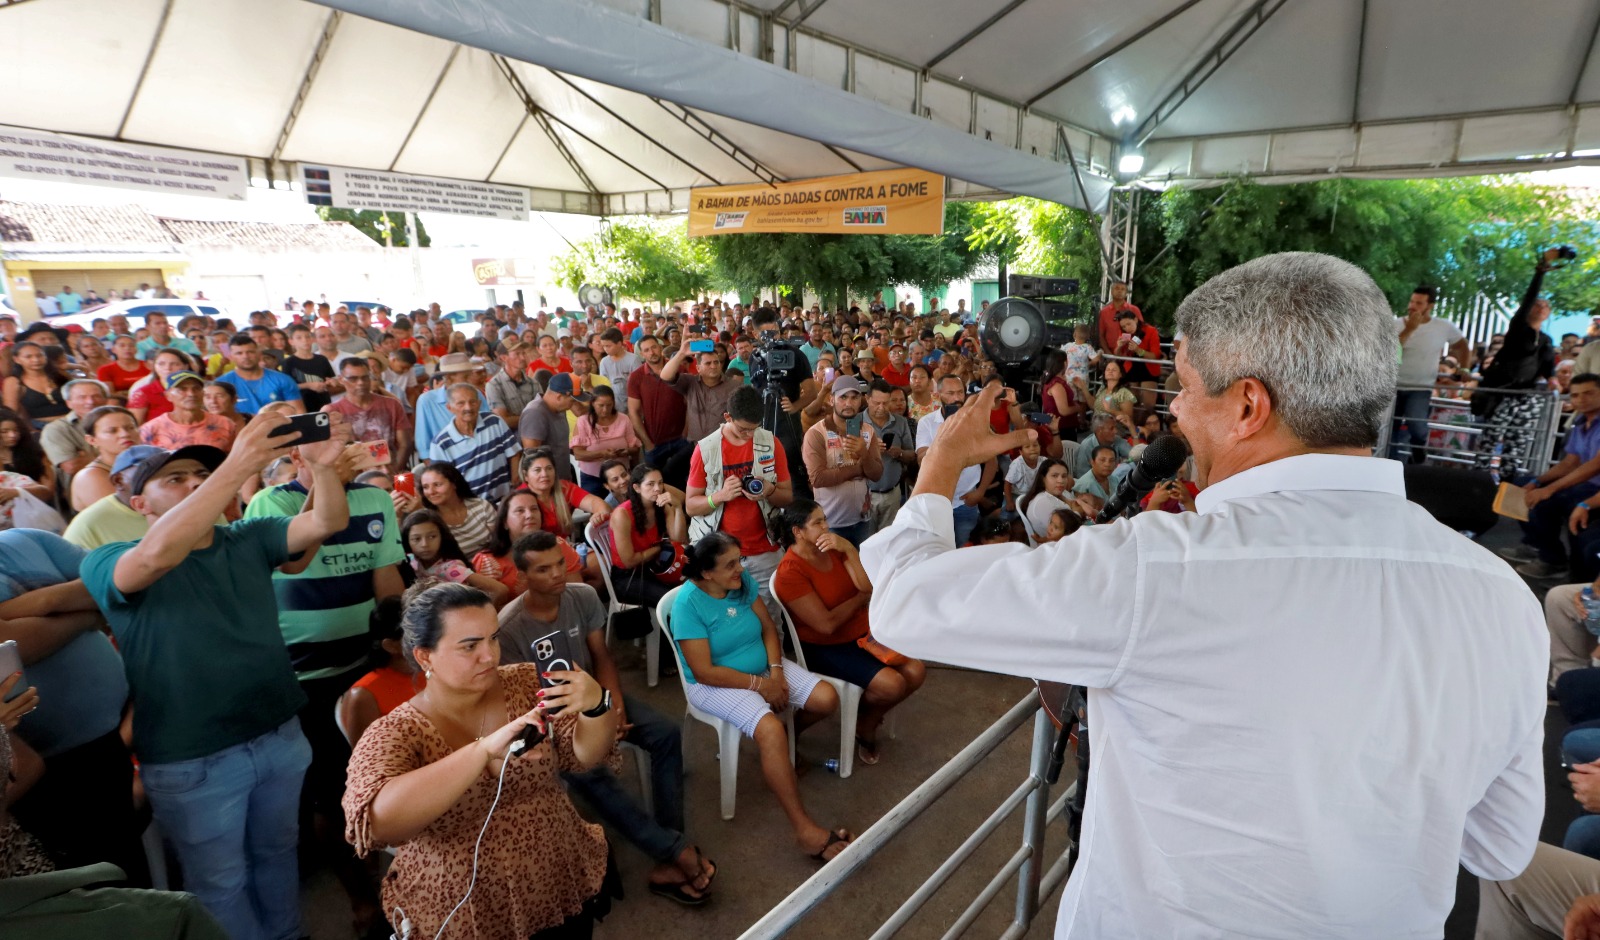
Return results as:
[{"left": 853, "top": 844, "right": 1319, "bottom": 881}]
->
[{"left": 801, "top": 375, "right": 884, "bottom": 546}]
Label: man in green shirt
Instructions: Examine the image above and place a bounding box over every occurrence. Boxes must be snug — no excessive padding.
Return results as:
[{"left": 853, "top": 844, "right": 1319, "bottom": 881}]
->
[
  {"left": 243, "top": 444, "right": 404, "bottom": 935},
  {"left": 80, "top": 412, "right": 351, "bottom": 940}
]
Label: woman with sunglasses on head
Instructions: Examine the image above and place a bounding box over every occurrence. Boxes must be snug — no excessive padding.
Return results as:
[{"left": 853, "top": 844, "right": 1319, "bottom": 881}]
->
[{"left": 472, "top": 490, "right": 584, "bottom": 603}]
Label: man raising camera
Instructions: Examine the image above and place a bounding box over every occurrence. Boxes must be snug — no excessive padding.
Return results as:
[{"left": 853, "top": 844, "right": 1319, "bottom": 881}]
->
[{"left": 863, "top": 253, "right": 1546, "bottom": 938}]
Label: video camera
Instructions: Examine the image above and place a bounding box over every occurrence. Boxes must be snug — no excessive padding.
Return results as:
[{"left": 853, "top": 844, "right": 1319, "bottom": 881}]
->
[{"left": 746, "top": 333, "right": 801, "bottom": 393}]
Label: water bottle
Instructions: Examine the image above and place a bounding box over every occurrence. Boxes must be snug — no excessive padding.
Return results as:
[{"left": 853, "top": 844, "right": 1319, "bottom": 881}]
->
[
  {"left": 823, "top": 759, "right": 840, "bottom": 774},
  {"left": 1583, "top": 587, "right": 1600, "bottom": 638},
  {"left": 1488, "top": 443, "right": 1504, "bottom": 485}
]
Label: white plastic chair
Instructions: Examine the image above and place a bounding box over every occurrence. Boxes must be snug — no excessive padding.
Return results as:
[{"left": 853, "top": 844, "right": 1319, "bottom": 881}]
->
[
  {"left": 1058, "top": 438, "right": 1079, "bottom": 470},
  {"left": 586, "top": 517, "right": 660, "bottom": 688},
  {"left": 657, "top": 585, "right": 793, "bottom": 820},
  {"left": 768, "top": 572, "right": 894, "bottom": 779},
  {"left": 1019, "top": 503, "right": 1040, "bottom": 546}
]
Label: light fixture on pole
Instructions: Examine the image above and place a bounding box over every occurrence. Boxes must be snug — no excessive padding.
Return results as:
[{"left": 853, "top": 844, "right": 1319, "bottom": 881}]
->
[{"left": 1117, "top": 150, "right": 1145, "bottom": 179}]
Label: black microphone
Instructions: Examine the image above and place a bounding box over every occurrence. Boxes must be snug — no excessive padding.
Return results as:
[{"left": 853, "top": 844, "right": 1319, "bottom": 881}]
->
[{"left": 1095, "top": 434, "right": 1189, "bottom": 524}]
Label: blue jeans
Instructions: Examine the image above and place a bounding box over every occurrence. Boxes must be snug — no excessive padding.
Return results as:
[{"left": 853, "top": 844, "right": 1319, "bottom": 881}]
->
[
  {"left": 1518, "top": 477, "right": 1600, "bottom": 566},
  {"left": 1566, "top": 727, "right": 1600, "bottom": 860},
  {"left": 140, "top": 717, "right": 312, "bottom": 940},
  {"left": 832, "top": 520, "right": 872, "bottom": 548},
  {"left": 952, "top": 503, "right": 980, "bottom": 547},
  {"left": 1389, "top": 390, "right": 1433, "bottom": 462},
  {"left": 563, "top": 699, "right": 686, "bottom": 864},
  {"left": 578, "top": 471, "right": 609, "bottom": 498}
]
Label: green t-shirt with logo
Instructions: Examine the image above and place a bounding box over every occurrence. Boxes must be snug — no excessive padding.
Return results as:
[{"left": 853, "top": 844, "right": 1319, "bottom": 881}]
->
[
  {"left": 244, "top": 481, "right": 405, "bottom": 681},
  {"left": 83, "top": 517, "right": 306, "bottom": 764}
]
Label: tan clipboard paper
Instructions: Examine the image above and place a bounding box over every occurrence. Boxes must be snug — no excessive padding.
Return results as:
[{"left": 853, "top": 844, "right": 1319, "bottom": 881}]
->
[{"left": 1493, "top": 482, "right": 1529, "bottom": 522}]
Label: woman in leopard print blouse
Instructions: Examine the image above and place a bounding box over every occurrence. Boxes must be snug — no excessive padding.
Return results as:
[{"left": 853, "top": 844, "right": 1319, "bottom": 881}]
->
[{"left": 344, "top": 583, "right": 621, "bottom": 939}]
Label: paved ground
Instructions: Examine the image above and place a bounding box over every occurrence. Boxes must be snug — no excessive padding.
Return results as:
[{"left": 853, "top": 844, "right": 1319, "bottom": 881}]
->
[
  {"left": 296, "top": 513, "right": 1575, "bottom": 940},
  {"left": 303, "top": 659, "right": 1068, "bottom": 940}
]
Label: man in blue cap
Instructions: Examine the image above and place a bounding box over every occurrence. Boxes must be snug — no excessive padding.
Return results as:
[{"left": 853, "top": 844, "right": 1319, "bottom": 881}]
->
[
  {"left": 76, "top": 411, "right": 351, "bottom": 939},
  {"left": 62, "top": 445, "right": 165, "bottom": 550}
]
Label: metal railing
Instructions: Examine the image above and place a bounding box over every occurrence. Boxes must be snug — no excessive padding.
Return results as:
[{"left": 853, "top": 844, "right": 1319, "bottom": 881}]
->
[
  {"left": 1374, "top": 383, "right": 1565, "bottom": 474},
  {"left": 1081, "top": 351, "right": 1569, "bottom": 473},
  {"left": 736, "top": 690, "right": 1077, "bottom": 940}
]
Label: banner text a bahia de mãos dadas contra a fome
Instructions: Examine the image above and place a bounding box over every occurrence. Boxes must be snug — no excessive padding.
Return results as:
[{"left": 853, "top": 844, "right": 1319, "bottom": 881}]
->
[{"left": 687, "top": 168, "right": 945, "bottom": 237}]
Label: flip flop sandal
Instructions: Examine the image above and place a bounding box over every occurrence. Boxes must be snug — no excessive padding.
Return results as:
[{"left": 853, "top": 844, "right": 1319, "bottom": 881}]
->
[
  {"left": 810, "top": 828, "right": 852, "bottom": 862},
  {"left": 648, "top": 879, "right": 710, "bottom": 907},
  {"left": 855, "top": 736, "right": 880, "bottom": 766},
  {"left": 687, "top": 846, "right": 718, "bottom": 892}
]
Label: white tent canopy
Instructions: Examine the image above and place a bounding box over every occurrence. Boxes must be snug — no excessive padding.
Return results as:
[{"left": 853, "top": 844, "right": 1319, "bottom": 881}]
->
[{"left": 4, "top": 0, "right": 1598, "bottom": 216}]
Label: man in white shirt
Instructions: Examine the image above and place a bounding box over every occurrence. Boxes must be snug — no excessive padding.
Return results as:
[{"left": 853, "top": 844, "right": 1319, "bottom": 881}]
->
[
  {"left": 915, "top": 374, "right": 994, "bottom": 547},
  {"left": 1392, "top": 285, "right": 1470, "bottom": 463},
  {"left": 864, "top": 252, "right": 1546, "bottom": 938}
]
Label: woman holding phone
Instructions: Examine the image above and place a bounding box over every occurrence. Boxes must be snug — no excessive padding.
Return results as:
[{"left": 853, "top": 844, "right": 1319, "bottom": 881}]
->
[{"left": 344, "top": 583, "right": 621, "bottom": 940}]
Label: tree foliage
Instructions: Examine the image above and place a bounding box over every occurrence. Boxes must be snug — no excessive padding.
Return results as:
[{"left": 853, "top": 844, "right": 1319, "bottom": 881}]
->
[
  {"left": 315, "top": 208, "right": 429, "bottom": 247},
  {"left": 706, "top": 202, "right": 991, "bottom": 306},
  {"left": 549, "top": 218, "right": 719, "bottom": 305},
  {"left": 967, "top": 176, "right": 1600, "bottom": 329}
]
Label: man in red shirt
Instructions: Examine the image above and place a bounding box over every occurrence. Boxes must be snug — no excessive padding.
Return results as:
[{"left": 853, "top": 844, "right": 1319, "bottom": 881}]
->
[
  {"left": 1097, "top": 280, "right": 1144, "bottom": 351},
  {"left": 626, "top": 334, "right": 691, "bottom": 470},
  {"left": 685, "top": 385, "right": 793, "bottom": 617},
  {"left": 880, "top": 344, "right": 912, "bottom": 387}
]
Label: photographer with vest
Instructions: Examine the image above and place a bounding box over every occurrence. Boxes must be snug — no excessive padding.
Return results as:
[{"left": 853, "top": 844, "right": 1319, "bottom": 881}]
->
[{"left": 686, "top": 385, "right": 794, "bottom": 619}]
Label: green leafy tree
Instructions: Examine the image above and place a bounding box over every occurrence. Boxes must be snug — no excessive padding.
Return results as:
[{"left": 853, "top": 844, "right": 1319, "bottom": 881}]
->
[
  {"left": 315, "top": 208, "right": 429, "bottom": 247},
  {"left": 706, "top": 203, "right": 989, "bottom": 307},
  {"left": 968, "top": 177, "right": 1598, "bottom": 330},
  {"left": 550, "top": 218, "right": 720, "bottom": 305}
]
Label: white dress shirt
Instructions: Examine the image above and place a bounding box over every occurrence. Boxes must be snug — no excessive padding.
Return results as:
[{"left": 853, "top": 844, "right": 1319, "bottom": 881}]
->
[
  {"left": 916, "top": 410, "right": 980, "bottom": 498},
  {"left": 862, "top": 454, "right": 1546, "bottom": 939}
]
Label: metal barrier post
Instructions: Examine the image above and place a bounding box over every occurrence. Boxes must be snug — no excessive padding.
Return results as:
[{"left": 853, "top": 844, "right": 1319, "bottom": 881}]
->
[
  {"left": 736, "top": 692, "right": 1041, "bottom": 940},
  {"left": 1373, "top": 394, "right": 1396, "bottom": 458},
  {"left": 1011, "top": 709, "right": 1054, "bottom": 931}
]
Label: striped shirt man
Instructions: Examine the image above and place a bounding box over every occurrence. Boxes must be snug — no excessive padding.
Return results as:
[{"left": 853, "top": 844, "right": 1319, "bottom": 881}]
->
[{"left": 429, "top": 411, "right": 521, "bottom": 501}]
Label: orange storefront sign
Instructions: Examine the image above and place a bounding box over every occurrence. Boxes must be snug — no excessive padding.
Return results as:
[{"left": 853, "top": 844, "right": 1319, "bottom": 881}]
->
[{"left": 687, "top": 168, "right": 945, "bottom": 237}]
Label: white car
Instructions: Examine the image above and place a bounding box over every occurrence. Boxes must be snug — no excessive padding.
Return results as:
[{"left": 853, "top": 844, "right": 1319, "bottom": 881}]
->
[{"left": 44, "top": 299, "right": 238, "bottom": 333}]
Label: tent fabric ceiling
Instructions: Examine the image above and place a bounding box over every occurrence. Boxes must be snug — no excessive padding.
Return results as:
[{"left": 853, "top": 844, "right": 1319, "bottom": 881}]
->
[{"left": 3, "top": 0, "right": 1598, "bottom": 218}]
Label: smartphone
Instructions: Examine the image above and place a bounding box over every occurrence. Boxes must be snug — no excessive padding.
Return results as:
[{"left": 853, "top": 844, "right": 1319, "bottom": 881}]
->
[
  {"left": 845, "top": 413, "right": 864, "bottom": 436},
  {"left": 268, "top": 410, "right": 332, "bottom": 443},
  {"left": 0, "top": 640, "right": 24, "bottom": 703},
  {"left": 941, "top": 401, "right": 962, "bottom": 418},
  {"left": 393, "top": 471, "right": 415, "bottom": 497},
  {"left": 821, "top": 367, "right": 837, "bottom": 384},
  {"left": 531, "top": 629, "right": 579, "bottom": 705},
  {"left": 689, "top": 339, "right": 715, "bottom": 353},
  {"left": 348, "top": 439, "right": 390, "bottom": 471},
  {"left": 1026, "top": 411, "right": 1052, "bottom": 426}
]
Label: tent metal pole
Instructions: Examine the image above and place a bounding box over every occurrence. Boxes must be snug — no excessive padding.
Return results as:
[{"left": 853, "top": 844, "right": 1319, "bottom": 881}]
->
[
  {"left": 1132, "top": 0, "right": 1293, "bottom": 147},
  {"left": 1350, "top": 0, "right": 1368, "bottom": 125},
  {"left": 1024, "top": 0, "right": 1207, "bottom": 107},
  {"left": 271, "top": 9, "right": 343, "bottom": 165},
  {"left": 492, "top": 56, "right": 600, "bottom": 196},
  {"left": 115, "top": 0, "right": 176, "bottom": 139},
  {"left": 389, "top": 45, "right": 460, "bottom": 171},
  {"left": 1567, "top": 0, "right": 1600, "bottom": 108},
  {"left": 545, "top": 68, "right": 729, "bottom": 186},
  {"left": 925, "top": 0, "right": 1032, "bottom": 70}
]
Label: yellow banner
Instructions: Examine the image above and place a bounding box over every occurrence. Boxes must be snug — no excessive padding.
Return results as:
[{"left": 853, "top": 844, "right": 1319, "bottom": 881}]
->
[{"left": 687, "top": 168, "right": 945, "bottom": 237}]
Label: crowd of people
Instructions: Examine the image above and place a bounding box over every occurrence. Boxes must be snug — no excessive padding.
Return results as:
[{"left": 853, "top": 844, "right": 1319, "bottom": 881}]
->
[{"left": 2, "top": 250, "right": 1597, "bottom": 939}]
